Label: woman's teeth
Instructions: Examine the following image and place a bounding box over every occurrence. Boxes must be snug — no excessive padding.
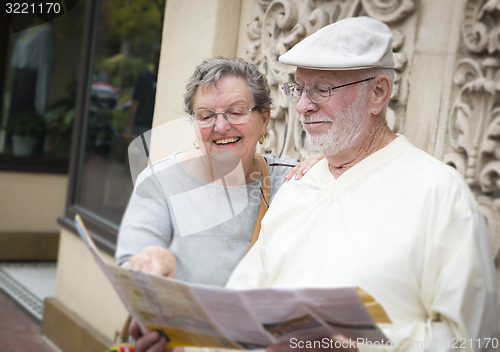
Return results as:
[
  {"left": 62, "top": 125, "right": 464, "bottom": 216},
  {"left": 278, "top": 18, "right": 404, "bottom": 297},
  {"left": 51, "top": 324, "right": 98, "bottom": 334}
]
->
[{"left": 214, "top": 137, "right": 240, "bottom": 145}]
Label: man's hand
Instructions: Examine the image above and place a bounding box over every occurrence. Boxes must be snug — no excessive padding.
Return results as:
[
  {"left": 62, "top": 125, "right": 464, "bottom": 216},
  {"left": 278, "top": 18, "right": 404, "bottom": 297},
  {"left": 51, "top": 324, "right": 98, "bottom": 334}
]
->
[
  {"left": 124, "top": 246, "right": 177, "bottom": 277},
  {"left": 130, "top": 319, "right": 166, "bottom": 352},
  {"left": 129, "top": 319, "right": 184, "bottom": 352},
  {"left": 285, "top": 153, "right": 323, "bottom": 180}
]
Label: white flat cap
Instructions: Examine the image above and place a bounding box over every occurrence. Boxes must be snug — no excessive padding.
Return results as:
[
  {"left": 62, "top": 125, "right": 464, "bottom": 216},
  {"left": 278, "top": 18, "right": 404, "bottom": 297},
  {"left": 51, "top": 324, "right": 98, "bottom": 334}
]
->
[{"left": 279, "top": 16, "right": 394, "bottom": 70}]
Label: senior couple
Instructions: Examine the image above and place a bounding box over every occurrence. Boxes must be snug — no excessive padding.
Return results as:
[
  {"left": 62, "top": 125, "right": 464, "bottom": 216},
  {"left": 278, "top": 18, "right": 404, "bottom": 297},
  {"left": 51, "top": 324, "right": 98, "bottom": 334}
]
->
[{"left": 116, "top": 16, "right": 497, "bottom": 352}]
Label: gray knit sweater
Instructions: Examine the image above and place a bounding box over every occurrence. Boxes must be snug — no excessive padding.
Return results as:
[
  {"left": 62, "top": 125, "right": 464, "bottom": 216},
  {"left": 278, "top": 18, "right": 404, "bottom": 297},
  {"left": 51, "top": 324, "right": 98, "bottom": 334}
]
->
[{"left": 115, "top": 153, "right": 296, "bottom": 286}]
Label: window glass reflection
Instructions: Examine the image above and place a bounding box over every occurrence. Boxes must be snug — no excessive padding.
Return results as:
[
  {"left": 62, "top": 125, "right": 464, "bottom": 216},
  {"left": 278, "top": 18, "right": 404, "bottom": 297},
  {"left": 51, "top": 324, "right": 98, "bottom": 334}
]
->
[
  {"left": 76, "top": 0, "right": 164, "bottom": 225},
  {"left": 1, "top": 2, "right": 84, "bottom": 159}
]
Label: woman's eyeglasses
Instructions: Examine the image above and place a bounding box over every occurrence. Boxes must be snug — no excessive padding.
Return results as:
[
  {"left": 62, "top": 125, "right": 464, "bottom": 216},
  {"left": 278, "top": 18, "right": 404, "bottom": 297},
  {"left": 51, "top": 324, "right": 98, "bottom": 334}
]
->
[{"left": 192, "top": 105, "right": 259, "bottom": 128}]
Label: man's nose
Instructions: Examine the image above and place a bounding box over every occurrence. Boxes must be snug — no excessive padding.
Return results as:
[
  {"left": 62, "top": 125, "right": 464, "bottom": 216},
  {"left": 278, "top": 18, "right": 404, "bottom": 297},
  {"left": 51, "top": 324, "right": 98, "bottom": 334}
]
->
[
  {"left": 295, "top": 90, "right": 318, "bottom": 116},
  {"left": 213, "top": 113, "right": 231, "bottom": 133}
]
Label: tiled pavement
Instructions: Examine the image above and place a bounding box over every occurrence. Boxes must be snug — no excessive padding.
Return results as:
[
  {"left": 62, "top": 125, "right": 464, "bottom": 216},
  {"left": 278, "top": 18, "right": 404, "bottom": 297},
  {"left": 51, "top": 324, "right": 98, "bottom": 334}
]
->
[
  {"left": 0, "top": 289, "right": 60, "bottom": 352},
  {"left": 0, "top": 262, "right": 59, "bottom": 351}
]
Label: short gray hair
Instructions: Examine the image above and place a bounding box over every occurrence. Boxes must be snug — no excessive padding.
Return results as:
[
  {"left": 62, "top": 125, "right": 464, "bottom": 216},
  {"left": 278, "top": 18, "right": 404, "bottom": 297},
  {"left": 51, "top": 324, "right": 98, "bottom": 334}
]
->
[
  {"left": 353, "top": 66, "right": 395, "bottom": 104},
  {"left": 183, "top": 57, "right": 272, "bottom": 116},
  {"left": 353, "top": 67, "right": 394, "bottom": 84}
]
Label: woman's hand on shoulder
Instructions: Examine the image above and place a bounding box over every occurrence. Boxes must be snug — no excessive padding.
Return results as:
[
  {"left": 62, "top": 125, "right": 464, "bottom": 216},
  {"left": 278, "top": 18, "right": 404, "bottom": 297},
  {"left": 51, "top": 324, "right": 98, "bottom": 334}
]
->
[
  {"left": 124, "top": 246, "right": 177, "bottom": 278},
  {"left": 285, "top": 153, "right": 323, "bottom": 180}
]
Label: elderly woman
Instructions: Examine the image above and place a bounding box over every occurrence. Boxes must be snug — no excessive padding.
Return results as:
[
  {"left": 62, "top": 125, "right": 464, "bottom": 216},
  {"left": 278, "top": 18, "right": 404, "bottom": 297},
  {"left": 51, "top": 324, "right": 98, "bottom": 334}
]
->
[{"left": 115, "top": 57, "right": 319, "bottom": 351}]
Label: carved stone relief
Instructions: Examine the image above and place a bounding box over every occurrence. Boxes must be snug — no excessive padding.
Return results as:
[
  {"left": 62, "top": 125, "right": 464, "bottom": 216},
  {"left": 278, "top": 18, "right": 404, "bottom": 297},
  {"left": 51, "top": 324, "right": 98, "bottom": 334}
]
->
[
  {"left": 444, "top": 0, "right": 500, "bottom": 258},
  {"left": 246, "top": 0, "right": 415, "bottom": 160}
]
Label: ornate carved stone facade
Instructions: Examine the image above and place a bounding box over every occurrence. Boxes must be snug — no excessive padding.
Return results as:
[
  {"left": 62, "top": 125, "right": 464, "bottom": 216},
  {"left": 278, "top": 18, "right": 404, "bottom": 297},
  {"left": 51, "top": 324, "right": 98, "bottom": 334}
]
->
[{"left": 443, "top": 0, "right": 500, "bottom": 260}]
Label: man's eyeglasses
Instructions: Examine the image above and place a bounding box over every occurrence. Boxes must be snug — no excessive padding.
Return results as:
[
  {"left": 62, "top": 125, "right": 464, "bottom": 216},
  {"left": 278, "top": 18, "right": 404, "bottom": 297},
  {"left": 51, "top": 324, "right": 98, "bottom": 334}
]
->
[
  {"left": 282, "top": 77, "right": 375, "bottom": 104},
  {"left": 192, "top": 105, "right": 259, "bottom": 128}
]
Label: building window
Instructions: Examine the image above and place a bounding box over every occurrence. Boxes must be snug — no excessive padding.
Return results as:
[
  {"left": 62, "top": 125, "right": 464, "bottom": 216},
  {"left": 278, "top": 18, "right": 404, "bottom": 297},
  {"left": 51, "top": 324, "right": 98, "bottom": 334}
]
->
[
  {"left": 0, "top": 1, "right": 85, "bottom": 173},
  {"left": 64, "top": 0, "right": 165, "bottom": 252}
]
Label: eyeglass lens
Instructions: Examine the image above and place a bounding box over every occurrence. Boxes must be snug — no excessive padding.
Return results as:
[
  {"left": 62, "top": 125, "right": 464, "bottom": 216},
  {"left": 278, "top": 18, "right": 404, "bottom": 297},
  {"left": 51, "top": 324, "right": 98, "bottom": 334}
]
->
[
  {"left": 194, "top": 106, "right": 253, "bottom": 127},
  {"left": 284, "top": 82, "right": 331, "bottom": 104}
]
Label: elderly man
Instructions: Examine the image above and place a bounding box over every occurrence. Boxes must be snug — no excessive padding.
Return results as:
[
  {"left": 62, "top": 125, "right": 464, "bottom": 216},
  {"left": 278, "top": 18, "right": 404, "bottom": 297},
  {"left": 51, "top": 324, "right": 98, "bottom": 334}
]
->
[{"left": 226, "top": 16, "right": 498, "bottom": 351}]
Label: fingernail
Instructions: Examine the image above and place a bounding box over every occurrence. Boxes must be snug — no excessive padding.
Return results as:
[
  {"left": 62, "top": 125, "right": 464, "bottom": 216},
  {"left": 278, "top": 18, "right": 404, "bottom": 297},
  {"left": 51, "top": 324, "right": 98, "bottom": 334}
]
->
[{"left": 295, "top": 174, "right": 299, "bottom": 180}]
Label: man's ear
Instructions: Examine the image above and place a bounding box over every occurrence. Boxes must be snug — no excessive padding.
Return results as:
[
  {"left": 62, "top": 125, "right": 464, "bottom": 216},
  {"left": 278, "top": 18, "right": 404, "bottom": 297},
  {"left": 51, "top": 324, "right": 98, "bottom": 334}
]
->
[{"left": 370, "top": 75, "right": 392, "bottom": 115}]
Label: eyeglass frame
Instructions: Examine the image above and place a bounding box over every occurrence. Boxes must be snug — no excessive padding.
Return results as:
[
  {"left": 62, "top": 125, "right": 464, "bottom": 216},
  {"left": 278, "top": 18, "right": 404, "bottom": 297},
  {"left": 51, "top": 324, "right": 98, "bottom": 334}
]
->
[
  {"left": 191, "top": 105, "right": 260, "bottom": 128},
  {"left": 282, "top": 77, "right": 375, "bottom": 104}
]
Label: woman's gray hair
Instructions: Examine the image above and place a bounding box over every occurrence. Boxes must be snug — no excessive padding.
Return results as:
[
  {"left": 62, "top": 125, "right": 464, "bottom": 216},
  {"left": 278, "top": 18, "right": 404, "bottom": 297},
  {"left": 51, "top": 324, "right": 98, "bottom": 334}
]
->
[{"left": 183, "top": 57, "right": 272, "bottom": 116}]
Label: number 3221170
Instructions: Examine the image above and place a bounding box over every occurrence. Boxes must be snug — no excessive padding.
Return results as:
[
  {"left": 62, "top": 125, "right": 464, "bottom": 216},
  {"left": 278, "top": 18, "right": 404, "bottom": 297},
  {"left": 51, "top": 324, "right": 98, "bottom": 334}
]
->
[
  {"left": 5, "top": 2, "right": 61, "bottom": 14},
  {"left": 449, "top": 338, "right": 498, "bottom": 350}
]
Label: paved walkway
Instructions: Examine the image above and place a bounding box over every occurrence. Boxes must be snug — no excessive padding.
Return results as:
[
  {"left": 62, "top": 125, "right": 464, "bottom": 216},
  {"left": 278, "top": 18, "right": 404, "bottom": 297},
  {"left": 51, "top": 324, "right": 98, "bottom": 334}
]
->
[{"left": 0, "top": 290, "right": 59, "bottom": 352}]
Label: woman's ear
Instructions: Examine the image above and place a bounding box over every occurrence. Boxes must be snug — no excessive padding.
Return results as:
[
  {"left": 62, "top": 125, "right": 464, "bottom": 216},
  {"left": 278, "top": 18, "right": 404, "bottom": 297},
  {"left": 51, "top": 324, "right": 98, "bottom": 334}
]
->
[
  {"left": 370, "top": 75, "right": 392, "bottom": 115},
  {"left": 260, "top": 109, "right": 271, "bottom": 136},
  {"left": 192, "top": 123, "right": 207, "bottom": 153}
]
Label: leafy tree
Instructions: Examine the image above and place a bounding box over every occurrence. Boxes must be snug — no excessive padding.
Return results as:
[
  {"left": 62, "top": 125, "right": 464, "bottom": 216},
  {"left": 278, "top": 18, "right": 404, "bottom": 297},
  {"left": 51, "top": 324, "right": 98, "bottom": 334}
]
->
[{"left": 102, "top": 0, "right": 165, "bottom": 59}]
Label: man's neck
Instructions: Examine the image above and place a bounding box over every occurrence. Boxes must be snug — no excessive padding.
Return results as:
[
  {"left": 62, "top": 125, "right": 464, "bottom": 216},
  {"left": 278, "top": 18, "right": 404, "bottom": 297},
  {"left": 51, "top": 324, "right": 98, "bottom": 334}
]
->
[{"left": 325, "top": 124, "right": 397, "bottom": 179}]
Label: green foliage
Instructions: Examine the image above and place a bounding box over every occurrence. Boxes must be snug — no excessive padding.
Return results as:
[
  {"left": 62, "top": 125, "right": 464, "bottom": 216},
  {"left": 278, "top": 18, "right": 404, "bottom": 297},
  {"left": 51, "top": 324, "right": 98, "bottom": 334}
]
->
[
  {"left": 102, "top": 0, "right": 165, "bottom": 55},
  {"left": 8, "top": 110, "right": 46, "bottom": 138},
  {"left": 98, "top": 108, "right": 128, "bottom": 131},
  {"left": 109, "top": 108, "right": 128, "bottom": 131},
  {"left": 93, "top": 0, "right": 165, "bottom": 94},
  {"left": 43, "top": 82, "right": 76, "bottom": 135},
  {"left": 97, "top": 54, "right": 147, "bottom": 90}
]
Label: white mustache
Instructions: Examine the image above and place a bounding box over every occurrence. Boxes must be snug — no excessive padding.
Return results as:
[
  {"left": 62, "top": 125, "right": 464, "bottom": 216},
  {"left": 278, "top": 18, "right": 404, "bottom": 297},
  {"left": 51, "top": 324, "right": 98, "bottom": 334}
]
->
[{"left": 299, "top": 114, "right": 332, "bottom": 124}]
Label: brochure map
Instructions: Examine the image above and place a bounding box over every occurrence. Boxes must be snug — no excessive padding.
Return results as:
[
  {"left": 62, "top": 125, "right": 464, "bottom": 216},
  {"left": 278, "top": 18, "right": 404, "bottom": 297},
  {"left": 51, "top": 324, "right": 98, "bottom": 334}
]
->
[{"left": 75, "top": 215, "right": 389, "bottom": 349}]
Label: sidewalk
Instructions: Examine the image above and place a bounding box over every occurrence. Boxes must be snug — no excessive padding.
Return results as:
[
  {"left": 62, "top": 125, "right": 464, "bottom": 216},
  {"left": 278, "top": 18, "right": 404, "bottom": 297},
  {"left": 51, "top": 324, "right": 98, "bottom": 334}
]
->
[{"left": 0, "top": 289, "right": 60, "bottom": 352}]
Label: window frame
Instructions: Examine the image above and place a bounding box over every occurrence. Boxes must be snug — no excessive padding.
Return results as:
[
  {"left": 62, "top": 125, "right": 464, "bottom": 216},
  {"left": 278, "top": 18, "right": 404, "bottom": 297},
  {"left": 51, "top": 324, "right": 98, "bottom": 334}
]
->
[
  {"left": 0, "top": 8, "right": 9, "bottom": 152},
  {"left": 58, "top": 0, "right": 118, "bottom": 255},
  {"left": 0, "top": 155, "right": 69, "bottom": 173}
]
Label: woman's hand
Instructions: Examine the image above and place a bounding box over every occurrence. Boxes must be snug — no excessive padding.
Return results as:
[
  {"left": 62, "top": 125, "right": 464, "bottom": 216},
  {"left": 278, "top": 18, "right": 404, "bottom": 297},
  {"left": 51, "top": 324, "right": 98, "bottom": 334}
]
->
[
  {"left": 124, "top": 246, "right": 177, "bottom": 278},
  {"left": 285, "top": 153, "right": 323, "bottom": 180}
]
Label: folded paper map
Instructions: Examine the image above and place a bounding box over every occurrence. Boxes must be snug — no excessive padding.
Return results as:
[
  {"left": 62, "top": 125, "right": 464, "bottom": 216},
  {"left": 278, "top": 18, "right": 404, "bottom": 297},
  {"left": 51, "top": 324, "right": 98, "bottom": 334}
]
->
[{"left": 75, "top": 215, "right": 390, "bottom": 349}]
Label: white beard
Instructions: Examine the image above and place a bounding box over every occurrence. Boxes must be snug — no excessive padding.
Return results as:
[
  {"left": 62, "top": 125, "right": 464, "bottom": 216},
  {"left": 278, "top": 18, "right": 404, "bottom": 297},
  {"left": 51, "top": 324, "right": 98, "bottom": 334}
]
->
[{"left": 301, "top": 89, "right": 369, "bottom": 157}]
